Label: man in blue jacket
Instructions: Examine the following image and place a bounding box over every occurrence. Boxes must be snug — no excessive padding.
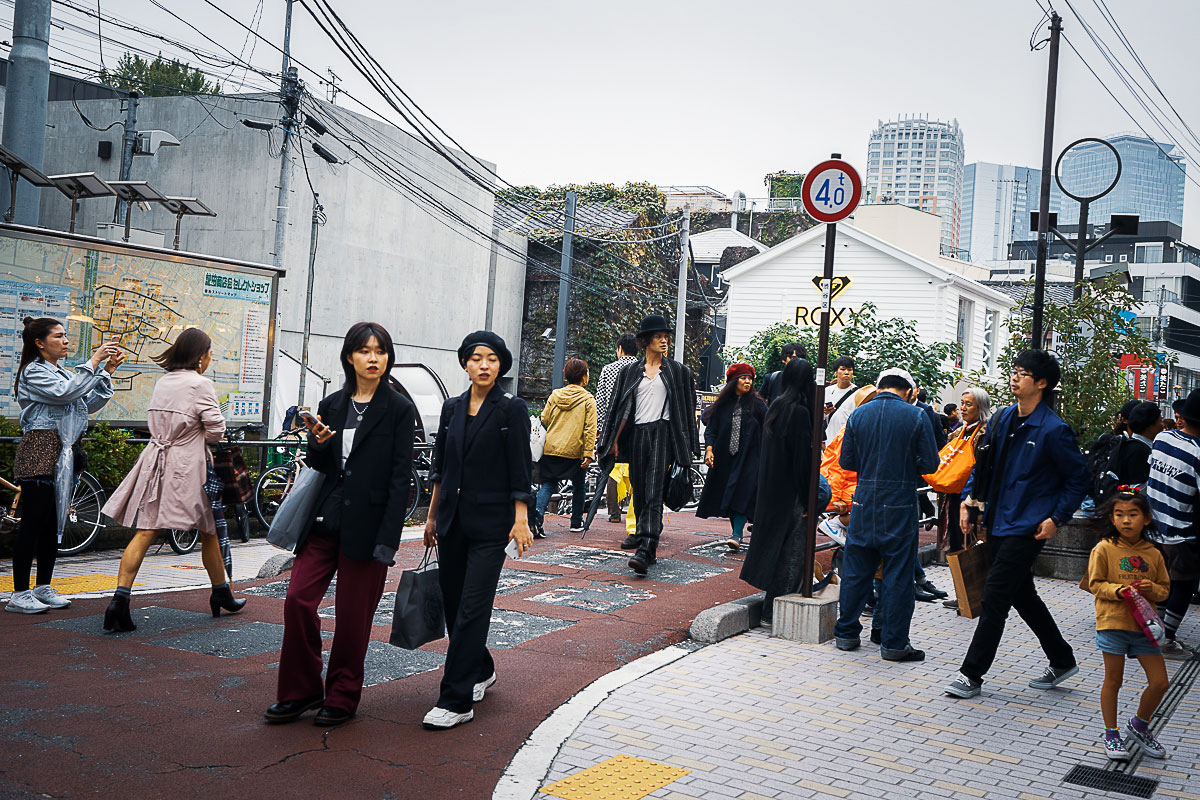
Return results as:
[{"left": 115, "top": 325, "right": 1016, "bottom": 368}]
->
[
  {"left": 946, "top": 349, "right": 1088, "bottom": 699},
  {"left": 834, "top": 367, "right": 939, "bottom": 662}
]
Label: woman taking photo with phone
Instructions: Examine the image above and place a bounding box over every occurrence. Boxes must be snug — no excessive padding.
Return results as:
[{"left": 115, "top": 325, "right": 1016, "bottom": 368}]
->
[
  {"left": 5, "top": 317, "right": 120, "bottom": 615},
  {"left": 101, "top": 328, "right": 240, "bottom": 631},
  {"left": 266, "top": 322, "right": 415, "bottom": 728},
  {"left": 422, "top": 330, "right": 532, "bottom": 730}
]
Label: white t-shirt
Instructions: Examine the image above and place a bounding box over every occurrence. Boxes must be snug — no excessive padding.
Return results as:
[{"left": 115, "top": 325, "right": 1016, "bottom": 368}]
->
[
  {"left": 634, "top": 371, "right": 670, "bottom": 424},
  {"left": 824, "top": 383, "right": 857, "bottom": 439}
]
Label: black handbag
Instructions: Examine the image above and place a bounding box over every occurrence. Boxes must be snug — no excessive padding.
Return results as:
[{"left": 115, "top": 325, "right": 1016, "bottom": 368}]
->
[
  {"left": 663, "top": 462, "right": 693, "bottom": 512},
  {"left": 389, "top": 547, "right": 446, "bottom": 650}
]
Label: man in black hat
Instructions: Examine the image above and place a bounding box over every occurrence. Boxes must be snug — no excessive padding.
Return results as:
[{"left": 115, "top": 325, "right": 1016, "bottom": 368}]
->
[{"left": 596, "top": 315, "right": 700, "bottom": 574}]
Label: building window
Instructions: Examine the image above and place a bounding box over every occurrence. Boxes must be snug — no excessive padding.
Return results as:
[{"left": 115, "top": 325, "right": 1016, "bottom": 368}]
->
[
  {"left": 956, "top": 297, "right": 975, "bottom": 370},
  {"left": 1120, "top": 254, "right": 1128, "bottom": 262},
  {"left": 1105, "top": 254, "right": 1113, "bottom": 262}
]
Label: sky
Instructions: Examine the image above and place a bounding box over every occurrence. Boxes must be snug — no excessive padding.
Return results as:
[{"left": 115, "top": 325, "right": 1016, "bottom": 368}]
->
[{"left": 32, "top": 0, "right": 1200, "bottom": 238}]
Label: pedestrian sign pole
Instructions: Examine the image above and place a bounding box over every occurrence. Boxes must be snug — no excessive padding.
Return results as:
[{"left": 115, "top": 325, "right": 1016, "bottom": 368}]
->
[{"left": 800, "top": 154, "right": 862, "bottom": 597}]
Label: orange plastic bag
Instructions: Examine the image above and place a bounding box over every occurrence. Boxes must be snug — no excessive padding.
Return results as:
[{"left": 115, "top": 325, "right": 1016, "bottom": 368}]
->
[{"left": 924, "top": 424, "right": 983, "bottom": 494}]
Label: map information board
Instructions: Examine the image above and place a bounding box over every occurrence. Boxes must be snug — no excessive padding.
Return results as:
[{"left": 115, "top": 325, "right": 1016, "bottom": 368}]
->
[{"left": 0, "top": 228, "right": 278, "bottom": 424}]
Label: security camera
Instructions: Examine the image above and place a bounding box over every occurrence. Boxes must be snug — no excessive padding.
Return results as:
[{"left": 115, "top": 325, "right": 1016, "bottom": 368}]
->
[{"left": 134, "top": 130, "right": 181, "bottom": 156}]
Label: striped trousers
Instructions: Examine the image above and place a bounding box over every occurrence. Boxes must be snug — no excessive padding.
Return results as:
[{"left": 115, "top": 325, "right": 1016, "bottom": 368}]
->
[{"left": 628, "top": 420, "right": 672, "bottom": 548}]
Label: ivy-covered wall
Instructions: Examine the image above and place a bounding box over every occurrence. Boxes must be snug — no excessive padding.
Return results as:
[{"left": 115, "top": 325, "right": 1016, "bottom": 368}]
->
[
  {"left": 689, "top": 209, "right": 816, "bottom": 248},
  {"left": 512, "top": 182, "right": 709, "bottom": 400}
]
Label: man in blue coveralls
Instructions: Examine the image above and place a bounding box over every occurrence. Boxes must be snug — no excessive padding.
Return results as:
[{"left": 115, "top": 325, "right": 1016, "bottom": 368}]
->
[{"left": 834, "top": 367, "right": 939, "bottom": 662}]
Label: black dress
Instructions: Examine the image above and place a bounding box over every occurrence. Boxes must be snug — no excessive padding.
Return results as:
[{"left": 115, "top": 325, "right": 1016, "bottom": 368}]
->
[
  {"left": 696, "top": 397, "right": 766, "bottom": 521},
  {"left": 741, "top": 396, "right": 813, "bottom": 593}
]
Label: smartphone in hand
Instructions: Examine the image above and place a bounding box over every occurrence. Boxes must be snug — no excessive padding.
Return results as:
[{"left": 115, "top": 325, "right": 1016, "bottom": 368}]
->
[{"left": 504, "top": 539, "right": 520, "bottom": 560}]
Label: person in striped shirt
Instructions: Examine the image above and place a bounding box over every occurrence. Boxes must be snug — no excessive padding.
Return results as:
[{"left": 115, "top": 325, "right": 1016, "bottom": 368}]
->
[{"left": 1145, "top": 388, "right": 1200, "bottom": 659}]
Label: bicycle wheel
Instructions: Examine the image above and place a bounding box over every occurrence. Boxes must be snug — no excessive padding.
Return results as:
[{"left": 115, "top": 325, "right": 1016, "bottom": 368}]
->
[
  {"left": 405, "top": 465, "right": 421, "bottom": 523},
  {"left": 168, "top": 528, "right": 199, "bottom": 555},
  {"left": 58, "top": 472, "right": 106, "bottom": 556},
  {"left": 254, "top": 464, "right": 297, "bottom": 529},
  {"left": 684, "top": 466, "right": 704, "bottom": 511}
]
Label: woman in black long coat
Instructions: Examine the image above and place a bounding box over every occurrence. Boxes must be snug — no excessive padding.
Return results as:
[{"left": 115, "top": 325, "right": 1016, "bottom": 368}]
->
[
  {"left": 696, "top": 362, "right": 766, "bottom": 552},
  {"left": 741, "top": 358, "right": 817, "bottom": 627}
]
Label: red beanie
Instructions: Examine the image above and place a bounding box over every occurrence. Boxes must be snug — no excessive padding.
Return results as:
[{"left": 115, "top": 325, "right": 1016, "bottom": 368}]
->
[{"left": 726, "top": 362, "right": 755, "bottom": 382}]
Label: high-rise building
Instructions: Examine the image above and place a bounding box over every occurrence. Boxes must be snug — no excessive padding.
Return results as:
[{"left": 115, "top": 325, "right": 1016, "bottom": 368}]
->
[
  {"left": 962, "top": 163, "right": 1062, "bottom": 265},
  {"left": 1056, "top": 134, "right": 1185, "bottom": 229},
  {"left": 865, "top": 116, "right": 965, "bottom": 256}
]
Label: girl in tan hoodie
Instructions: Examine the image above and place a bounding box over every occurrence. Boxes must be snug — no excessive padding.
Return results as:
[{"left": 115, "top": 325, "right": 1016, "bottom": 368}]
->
[{"left": 534, "top": 359, "right": 597, "bottom": 536}]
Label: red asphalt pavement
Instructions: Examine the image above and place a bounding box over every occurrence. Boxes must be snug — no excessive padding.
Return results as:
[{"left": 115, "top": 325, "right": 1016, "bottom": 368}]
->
[{"left": 0, "top": 512, "right": 781, "bottom": 799}]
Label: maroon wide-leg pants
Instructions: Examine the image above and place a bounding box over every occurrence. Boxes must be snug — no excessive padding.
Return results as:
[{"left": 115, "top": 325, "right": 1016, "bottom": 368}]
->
[{"left": 276, "top": 532, "right": 388, "bottom": 713}]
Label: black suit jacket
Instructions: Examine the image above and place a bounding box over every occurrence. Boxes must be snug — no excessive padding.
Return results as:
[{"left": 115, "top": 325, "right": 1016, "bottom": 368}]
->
[
  {"left": 431, "top": 384, "right": 533, "bottom": 538},
  {"left": 300, "top": 385, "right": 415, "bottom": 561}
]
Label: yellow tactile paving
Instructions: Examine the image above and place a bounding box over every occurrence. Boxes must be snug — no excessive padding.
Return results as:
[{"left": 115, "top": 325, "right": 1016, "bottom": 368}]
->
[
  {"left": 0, "top": 573, "right": 140, "bottom": 593},
  {"left": 540, "top": 754, "right": 689, "bottom": 800}
]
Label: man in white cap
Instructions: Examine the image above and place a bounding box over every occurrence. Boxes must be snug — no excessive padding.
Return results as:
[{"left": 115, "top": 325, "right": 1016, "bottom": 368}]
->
[{"left": 834, "top": 367, "right": 939, "bottom": 662}]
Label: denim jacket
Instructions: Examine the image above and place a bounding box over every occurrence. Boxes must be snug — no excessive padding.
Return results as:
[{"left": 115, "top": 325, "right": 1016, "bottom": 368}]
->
[{"left": 17, "top": 359, "right": 114, "bottom": 440}]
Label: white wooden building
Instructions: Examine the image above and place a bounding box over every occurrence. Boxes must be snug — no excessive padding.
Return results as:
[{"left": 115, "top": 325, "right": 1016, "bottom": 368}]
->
[{"left": 722, "top": 219, "right": 1015, "bottom": 394}]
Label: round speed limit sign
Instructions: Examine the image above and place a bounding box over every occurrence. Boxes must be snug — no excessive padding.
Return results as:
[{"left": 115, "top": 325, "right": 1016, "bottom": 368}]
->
[{"left": 801, "top": 159, "right": 863, "bottom": 223}]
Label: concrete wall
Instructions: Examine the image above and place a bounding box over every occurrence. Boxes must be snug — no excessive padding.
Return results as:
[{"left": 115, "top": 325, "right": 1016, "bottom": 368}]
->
[{"left": 28, "top": 93, "right": 526, "bottom": 421}]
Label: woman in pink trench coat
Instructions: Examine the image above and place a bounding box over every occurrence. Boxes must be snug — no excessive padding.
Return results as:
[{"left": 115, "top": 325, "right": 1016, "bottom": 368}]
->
[{"left": 100, "top": 329, "right": 247, "bottom": 631}]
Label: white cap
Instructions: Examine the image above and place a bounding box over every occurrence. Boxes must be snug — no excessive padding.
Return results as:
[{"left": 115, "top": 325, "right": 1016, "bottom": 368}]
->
[{"left": 876, "top": 367, "right": 915, "bottom": 390}]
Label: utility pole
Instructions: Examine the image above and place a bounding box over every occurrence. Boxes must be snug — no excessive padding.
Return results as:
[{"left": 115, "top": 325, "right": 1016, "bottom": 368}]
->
[
  {"left": 674, "top": 208, "right": 690, "bottom": 363},
  {"left": 1, "top": 0, "right": 52, "bottom": 227},
  {"left": 297, "top": 193, "right": 322, "bottom": 409},
  {"left": 272, "top": 0, "right": 298, "bottom": 274},
  {"left": 552, "top": 191, "right": 577, "bottom": 390},
  {"left": 113, "top": 91, "right": 139, "bottom": 223},
  {"left": 1031, "top": 10, "right": 1062, "bottom": 349}
]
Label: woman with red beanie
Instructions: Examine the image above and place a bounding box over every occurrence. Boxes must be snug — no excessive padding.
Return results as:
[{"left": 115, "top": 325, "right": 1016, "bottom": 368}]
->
[{"left": 696, "top": 363, "right": 767, "bottom": 551}]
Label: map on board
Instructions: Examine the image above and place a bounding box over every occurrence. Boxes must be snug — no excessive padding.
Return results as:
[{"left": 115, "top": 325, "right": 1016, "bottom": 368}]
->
[{"left": 0, "top": 230, "right": 276, "bottom": 423}]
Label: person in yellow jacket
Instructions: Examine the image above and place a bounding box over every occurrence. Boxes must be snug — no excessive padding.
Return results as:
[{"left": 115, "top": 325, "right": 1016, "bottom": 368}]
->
[
  {"left": 534, "top": 358, "right": 597, "bottom": 536},
  {"left": 1084, "top": 488, "right": 1171, "bottom": 762}
]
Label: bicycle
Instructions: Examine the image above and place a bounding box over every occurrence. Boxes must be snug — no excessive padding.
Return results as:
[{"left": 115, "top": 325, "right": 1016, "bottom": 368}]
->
[
  {"left": 253, "top": 428, "right": 308, "bottom": 529},
  {"left": 0, "top": 471, "right": 107, "bottom": 556}
]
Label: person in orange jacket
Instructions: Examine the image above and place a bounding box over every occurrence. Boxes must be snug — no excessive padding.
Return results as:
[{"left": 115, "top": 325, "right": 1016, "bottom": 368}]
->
[{"left": 818, "top": 385, "right": 878, "bottom": 545}]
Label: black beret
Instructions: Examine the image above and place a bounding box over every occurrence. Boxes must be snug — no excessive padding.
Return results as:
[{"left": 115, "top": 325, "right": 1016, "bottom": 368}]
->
[{"left": 457, "top": 330, "right": 513, "bottom": 377}]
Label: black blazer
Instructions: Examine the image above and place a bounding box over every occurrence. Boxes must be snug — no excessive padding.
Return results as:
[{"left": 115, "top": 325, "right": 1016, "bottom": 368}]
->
[
  {"left": 299, "top": 385, "right": 415, "bottom": 561},
  {"left": 430, "top": 384, "right": 532, "bottom": 538}
]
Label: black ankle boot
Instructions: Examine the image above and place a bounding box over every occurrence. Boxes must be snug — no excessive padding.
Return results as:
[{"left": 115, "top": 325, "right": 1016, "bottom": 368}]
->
[
  {"left": 210, "top": 584, "right": 247, "bottom": 617},
  {"left": 103, "top": 594, "right": 136, "bottom": 632},
  {"left": 628, "top": 539, "right": 658, "bottom": 575}
]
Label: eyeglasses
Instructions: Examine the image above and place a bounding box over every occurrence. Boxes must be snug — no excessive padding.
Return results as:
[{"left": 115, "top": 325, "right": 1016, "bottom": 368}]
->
[{"left": 1010, "top": 368, "right": 1035, "bottom": 380}]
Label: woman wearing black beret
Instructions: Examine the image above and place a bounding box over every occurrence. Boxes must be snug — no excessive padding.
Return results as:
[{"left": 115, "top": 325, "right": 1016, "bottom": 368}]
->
[{"left": 422, "top": 330, "right": 532, "bottom": 730}]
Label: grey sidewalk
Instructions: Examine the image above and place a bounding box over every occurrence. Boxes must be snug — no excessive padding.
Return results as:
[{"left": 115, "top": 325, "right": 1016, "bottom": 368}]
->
[{"left": 538, "top": 566, "right": 1200, "bottom": 800}]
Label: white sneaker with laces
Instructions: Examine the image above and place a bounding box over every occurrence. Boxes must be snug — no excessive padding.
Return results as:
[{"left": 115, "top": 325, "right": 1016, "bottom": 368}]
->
[
  {"left": 422, "top": 706, "right": 474, "bottom": 730},
  {"left": 472, "top": 672, "right": 497, "bottom": 702},
  {"left": 817, "top": 516, "right": 847, "bottom": 547},
  {"left": 31, "top": 585, "right": 70, "bottom": 609},
  {"left": 5, "top": 590, "right": 50, "bottom": 614}
]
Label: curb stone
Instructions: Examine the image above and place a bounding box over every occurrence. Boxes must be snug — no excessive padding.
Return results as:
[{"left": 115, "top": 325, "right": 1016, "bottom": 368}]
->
[
  {"left": 686, "top": 543, "right": 938, "bottom": 644},
  {"left": 256, "top": 553, "right": 295, "bottom": 579}
]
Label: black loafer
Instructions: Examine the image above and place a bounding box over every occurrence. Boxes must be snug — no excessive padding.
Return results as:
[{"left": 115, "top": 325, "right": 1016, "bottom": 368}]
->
[
  {"left": 264, "top": 696, "right": 324, "bottom": 724},
  {"left": 881, "top": 646, "right": 926, "bottom": 662},
  {"left": 314, "top": 706, "right": 355, "bottom": 727},
  {"left": 918, "top": 580, "right": 949, "bottom": 599},
  {"left": 914, "top": 585, "right": 938, "bottom": 603}
]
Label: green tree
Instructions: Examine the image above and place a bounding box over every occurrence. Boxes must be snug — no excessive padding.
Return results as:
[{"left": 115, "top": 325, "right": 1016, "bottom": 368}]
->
[
  {"left": 964, "top": 275, "right": 1164, "bottom": 445},
  {"left": 723, "top": 302, "right": 961, "bottom": 393},
  {"left": 103, "top": 53, "right": 220, "bottom": 96}
]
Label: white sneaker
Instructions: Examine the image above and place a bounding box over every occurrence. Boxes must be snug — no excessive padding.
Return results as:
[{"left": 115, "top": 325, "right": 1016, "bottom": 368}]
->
[
  {"left": 817, "top": 516, "right": 847, "bottom": 547},
  {"left": 472, "top": 672, "right": 497, "bottom": 702},
  {"left": 422, "top": 706, "right": 474, "bottom": 730},
  {"left": 5, "top": 590, "right": 50, "bottom": 614},
  {"left": 31, "top": 585, "right": 70, "bottom": 609}
]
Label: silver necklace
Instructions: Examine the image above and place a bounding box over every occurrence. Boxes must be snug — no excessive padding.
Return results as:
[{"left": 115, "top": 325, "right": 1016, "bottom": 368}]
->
[{"left": 350, "top": 398, "right": 368, "bottom": 422}]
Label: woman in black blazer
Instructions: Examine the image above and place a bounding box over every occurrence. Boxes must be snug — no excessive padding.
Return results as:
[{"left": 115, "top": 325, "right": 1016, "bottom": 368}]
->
[
  {"left": 265, "top": 322, "right": 415, "bottom": 728},
  {"left": 422, "top": 330, "right": 532, "bottom": 730}
]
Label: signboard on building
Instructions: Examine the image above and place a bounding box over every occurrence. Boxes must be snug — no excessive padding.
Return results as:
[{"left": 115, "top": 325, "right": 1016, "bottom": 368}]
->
[{"left": 0, "top": 226, "right": 280, "bottom": 424}]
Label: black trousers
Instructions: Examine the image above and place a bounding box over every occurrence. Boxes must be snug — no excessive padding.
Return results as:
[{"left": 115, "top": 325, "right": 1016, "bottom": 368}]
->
[
  {"left": 437, "top": 522, "right": 507, "bottom": 713},
  {"left": 628, "top": 421, "right": 670, "bottom": 547},
  {"left": 960, "top": 534, "right": 1075, "bottom": 684},
  {"left": 12, "top": 481, "right": 57, "bottom": 592},
  {"left": 944, "top": 493, "right": 964, "bottom": 553}
]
